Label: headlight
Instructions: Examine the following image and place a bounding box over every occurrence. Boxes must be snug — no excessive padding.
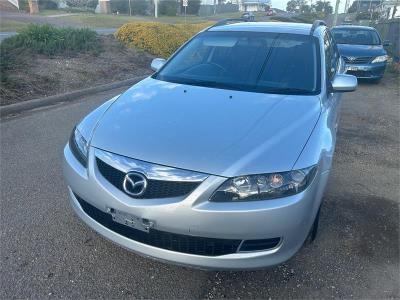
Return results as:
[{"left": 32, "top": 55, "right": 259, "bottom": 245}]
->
[
  {"left": 210, "top": 166, "right": 317, "bottom": 202},
  {"left": 371, "top": 55, "right": 388, "bottom": 63},
  {"left": 69, "top": 126, "right": 89, "bottom": 167}
]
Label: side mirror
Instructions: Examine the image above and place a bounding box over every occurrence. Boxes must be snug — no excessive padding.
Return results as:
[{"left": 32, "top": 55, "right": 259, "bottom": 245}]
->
[
  {"left": 151, "top": 58, "right": 166, "bottom": 72},
  {"left": 383, "top": 40, "right": 392, "bottom": 47},
  {"left": 331, "top": 74, "right": 357, "bottom": 92}
]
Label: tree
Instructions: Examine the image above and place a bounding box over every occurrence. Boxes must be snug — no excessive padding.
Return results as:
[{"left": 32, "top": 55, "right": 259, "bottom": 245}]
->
[
  {"left": 347, "top": 1, "right": 358, "bottom": 13},
  {"left": 28, "top": 0, "right": 39, "bottom": 13},
  {"left": 313, "top": 0, "right": 333, "bottom": 14},
  {"left": 286, "top": 0, "right": 299, "bottom": 12},
  {"left": 286, "top": 0, "right": 313, "bottom": 13},
  {"left": 187, "top": 0, "right": 200, "bottom": 14},
  {"left": 300, "top": 4, "right": 312, "bottom": 13}
]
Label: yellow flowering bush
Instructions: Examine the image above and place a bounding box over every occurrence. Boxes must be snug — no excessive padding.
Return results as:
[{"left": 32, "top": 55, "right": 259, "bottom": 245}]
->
[{"left": 115, "top": 22, "right": 214, "bottom": 58}]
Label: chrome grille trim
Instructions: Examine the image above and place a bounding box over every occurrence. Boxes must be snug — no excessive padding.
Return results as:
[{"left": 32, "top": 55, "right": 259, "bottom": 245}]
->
[
  {"left": 343, "top": 56, "right": 373, "bottom": 64},
  {"left": 94, "top": 148, "right": 209, "bottom": 182}
]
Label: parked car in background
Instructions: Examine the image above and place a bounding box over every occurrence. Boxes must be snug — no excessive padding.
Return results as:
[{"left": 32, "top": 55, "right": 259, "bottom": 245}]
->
[
  {"left": 63, "top": 20, "right": 357, "bottom": 270},
  {"left": 266, "top": 9, "right": 276, "bottom": 16},
  {"left": 241, "top": 12, "right": 255, "bottom": 21},
  {"left": 331, "top": 25, "right": 389, "bottom": 82}
]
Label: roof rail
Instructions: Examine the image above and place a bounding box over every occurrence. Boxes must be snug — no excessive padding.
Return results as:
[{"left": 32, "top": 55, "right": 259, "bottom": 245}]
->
[
  {"left": 310, "top": 20, "right": 326, "bottom": 35},
  {"left": 207, "top": 18, "right": 250, "bottom": 30}
]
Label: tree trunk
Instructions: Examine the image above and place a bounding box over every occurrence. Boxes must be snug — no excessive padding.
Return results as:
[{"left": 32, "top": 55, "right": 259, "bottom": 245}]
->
[
  {"left": 99, "top": 0, "right": 111, "bottom": 14},
  {"left": 28, "top": 0, "right": 39, "bottom": 14}
]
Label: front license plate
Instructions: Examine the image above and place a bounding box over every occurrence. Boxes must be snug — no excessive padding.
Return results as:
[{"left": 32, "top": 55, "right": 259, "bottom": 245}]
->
[
  {"left": 346, "top": 66, "right": 359, "bottom": 71},
  {"left": 107, "top": 207, "right": 154, "bottom": 233}
]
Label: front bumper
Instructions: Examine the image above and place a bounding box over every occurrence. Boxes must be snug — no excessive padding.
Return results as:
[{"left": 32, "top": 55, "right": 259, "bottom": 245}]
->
[
  {"left": 345, "top": 62, "right": 387, "bottom": 79},
  {"left": 63, "top": 144, "right": 329, "bottom": 270}
]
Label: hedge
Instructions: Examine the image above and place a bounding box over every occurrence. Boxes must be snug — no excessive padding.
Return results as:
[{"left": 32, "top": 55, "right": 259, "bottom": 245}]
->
[{"left": 115, "top": 22, "right": 213, "bottom": 58}]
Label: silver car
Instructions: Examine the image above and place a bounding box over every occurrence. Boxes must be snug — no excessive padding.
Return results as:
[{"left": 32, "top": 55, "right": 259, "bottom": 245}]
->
[{"left": 63, "top": 20, "right": 357, "bottom": 270}]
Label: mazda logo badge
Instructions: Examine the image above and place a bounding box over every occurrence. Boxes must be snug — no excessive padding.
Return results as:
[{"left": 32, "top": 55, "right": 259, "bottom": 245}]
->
[{"left": 123, "top": 172, "right": 148, "bottom": 197}]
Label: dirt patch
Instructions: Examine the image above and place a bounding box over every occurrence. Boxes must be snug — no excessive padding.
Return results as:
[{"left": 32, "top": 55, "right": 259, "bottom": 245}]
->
[{"left": 0, "top": 35, "right": 154, "bottom": 106}]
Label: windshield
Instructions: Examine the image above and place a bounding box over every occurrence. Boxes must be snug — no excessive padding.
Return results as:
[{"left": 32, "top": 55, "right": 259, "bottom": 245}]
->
[
  {"left": 331, "top": 28, "right": 381, "bottom": 45},
  {"left": 154, "top": 31, "right": 320, "bottom": 95}
]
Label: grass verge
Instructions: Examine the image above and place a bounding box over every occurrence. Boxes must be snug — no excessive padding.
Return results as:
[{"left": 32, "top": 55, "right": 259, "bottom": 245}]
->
[{"left": 0, "top": 19, "right": 28, "bottom": 32}]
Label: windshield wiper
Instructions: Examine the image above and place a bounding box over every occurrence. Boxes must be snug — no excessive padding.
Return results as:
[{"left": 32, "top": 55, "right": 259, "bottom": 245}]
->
[
  {"left": 163, "top": 77, "right": 242, "bottom": 90},
  {"left": 264, "top": 87, "right": 314, "bottom": 95}
]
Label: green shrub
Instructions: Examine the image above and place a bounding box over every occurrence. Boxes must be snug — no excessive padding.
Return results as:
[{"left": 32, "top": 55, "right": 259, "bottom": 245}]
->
[
  {"left": 292, "top": 12, "right": 324, "bottom": 23},
  {"left": 18, "top": 0, "right": 30, "bottom": 12},
  {"left": 270, "top": 16, "right": 294, "bottom": 22},
  {"left": 39, "top": 0, "right": 58, "bottom": 9},
  {"left": 115, "top": 22, "right": 213, "bottom": 57},
  {"left": 159, "top": 0, "right": 178, "bottom": 16},
  {"left": 0, "top": 42, "right": 25, "bottom": 84},
  {"left": 356, "top": 11, "right": 379, "bottom": 20},
  {"left": 66, "top": 0, "right": 91, "bottom": 7},
  {"left": 0, "top": 24, "right": 100, "bottom": 57},
  {"left": 86, "top": 0, "right": 98, "bottom": 9}
]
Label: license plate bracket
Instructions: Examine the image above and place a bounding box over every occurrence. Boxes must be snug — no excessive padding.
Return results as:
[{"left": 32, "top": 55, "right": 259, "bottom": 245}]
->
[{"left": 107, "top": 207, "right": 154, "bottom": 233}]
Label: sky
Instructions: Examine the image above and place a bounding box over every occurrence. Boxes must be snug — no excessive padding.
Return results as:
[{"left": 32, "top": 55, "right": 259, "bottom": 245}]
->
[{"left": 272, "top": 0, "right": 348, "bottom": 13}]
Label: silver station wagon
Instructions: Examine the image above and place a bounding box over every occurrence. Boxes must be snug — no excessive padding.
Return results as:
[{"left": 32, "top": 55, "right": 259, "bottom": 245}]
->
[{"left": 63, "top": 20, "right": 357, "bottom": 270}]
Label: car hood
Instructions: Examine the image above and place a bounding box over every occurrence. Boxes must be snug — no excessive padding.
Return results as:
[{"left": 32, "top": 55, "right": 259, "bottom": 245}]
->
[
  {"left": 91, "top": 78, "right": 321, "bottom": 177},
  {"left": 337, "top": 43, "right": 386, "bottom": 57}
]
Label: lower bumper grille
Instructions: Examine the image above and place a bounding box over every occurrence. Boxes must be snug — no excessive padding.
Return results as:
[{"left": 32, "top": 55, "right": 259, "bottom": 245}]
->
[
  {"left": 346, "top": 70, "right": 373, "bottom": 78},
  {"left": 74, "top": 194, "right": 281, "bottom": 256},
  {"left": 75, "top": 194, "right": 241, "bottom": 256}
]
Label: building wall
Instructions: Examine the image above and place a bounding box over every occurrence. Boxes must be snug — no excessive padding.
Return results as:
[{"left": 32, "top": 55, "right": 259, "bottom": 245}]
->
[
  {"left": 239, "top": 3, "right": 259, "bottom": 11},
  {"left": 239, "top": 0, "right": 270, "bottom": 11}
]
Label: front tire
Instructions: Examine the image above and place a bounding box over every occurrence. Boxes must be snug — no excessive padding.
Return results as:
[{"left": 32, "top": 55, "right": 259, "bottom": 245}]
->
[{"left": 370, "top": 77, "right": 382, "bottom": 84}]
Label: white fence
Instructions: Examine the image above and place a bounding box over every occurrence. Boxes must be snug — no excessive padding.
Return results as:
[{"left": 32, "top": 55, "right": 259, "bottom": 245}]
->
[{"left": 7, "top": 0, "right": 19, "bottom": 9}]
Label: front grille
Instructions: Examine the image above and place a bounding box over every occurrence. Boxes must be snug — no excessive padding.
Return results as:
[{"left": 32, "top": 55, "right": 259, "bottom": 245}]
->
[
  {"left": 75, "top": 194, "right": 242, "bottom": 256},
  {"left": 96, "top": 158, "right": 201, "bottom": 199},
  {"left": 343, "top": 56, "right": 373, "bottom": 64}
]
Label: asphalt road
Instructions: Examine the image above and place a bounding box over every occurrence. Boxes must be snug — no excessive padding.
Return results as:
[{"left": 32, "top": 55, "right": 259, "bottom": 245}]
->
[{"left": 1, "top": 77, "right": 399, "bottom": 299}]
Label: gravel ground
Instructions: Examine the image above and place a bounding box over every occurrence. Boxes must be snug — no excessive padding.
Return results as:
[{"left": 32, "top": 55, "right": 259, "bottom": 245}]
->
[{"left": 0, "top": 75, "right": 399, "bottom": 299}]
